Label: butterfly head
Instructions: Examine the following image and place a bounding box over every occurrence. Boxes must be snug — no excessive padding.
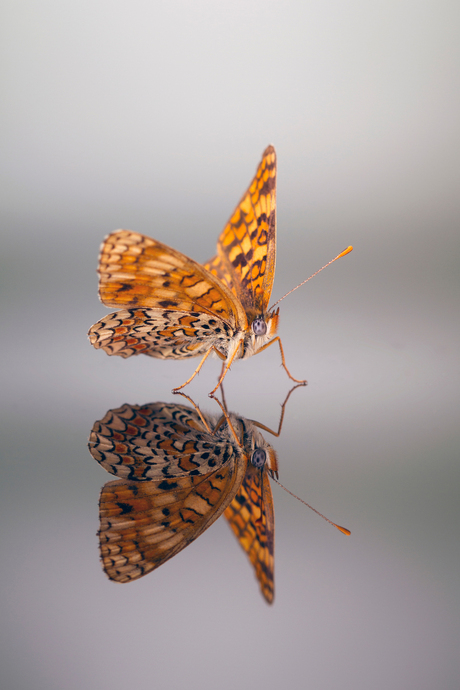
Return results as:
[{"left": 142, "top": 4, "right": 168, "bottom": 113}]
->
[
  {"left": 247, "top": 424, "right": 278, "bottom": 479},
  {"left": 251, "top": 447, "right": 267, "bottom": 469},
  {"left": 250, "top": 445, "right": 278, "bottom": 479},
  {"left": 244, "top": 308, "right": 279, "bottom": 359},
  {"left": 251, "top": 307, "right": 279, "bottom": 338}
]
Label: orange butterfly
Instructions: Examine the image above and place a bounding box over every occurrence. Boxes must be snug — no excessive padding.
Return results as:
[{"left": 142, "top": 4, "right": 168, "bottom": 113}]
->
[
  {"left": 88, "top": 146, "right": 310, "bottom": 395},
  {"left": 89, "top": 398, "right": 289, "bottom": 603}
]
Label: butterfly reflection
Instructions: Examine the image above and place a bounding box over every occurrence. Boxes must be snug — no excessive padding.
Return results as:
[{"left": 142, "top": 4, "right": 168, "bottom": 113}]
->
[{"left": 88, "top": 389, "right": 302, "bottom": 604}]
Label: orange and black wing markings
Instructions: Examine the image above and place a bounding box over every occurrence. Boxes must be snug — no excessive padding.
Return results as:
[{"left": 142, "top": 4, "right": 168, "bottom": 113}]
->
[
  {"left": 88, "top": 402, "right": 238, "bottom": 480},
  {"left": 90, "top": 401, "right": 277, "bottom": 602},
  {"left": 225, "top": 462, "right": 275, "bottom": 604},
  {"left": 99, "top": 456, "right": 248, "bottom": 582},
  {"left": 88, "top": 307, "right": 234, "bottom": 360},
  {"left": 88, "top": 231, "right": 248, "bottom": 361},
  {"left": 204, "top": 145, "right": 277, "bottom": 318},
  {"left": 97, "top": 231, "right": 241, "bottom": 320},
  {"left": 88, "top": 145, "right": 308, "bottom": 392}
]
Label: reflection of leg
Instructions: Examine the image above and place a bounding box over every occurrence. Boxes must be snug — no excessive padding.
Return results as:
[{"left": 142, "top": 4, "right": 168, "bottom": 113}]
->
[
  {"left": 213, "top": 360, "right": 229, "bottom": 413},
  {"left": 209, "top": 394, "right": 242, "bottom": 447},
  {"left": 250, "top": 382, "right": 306, "bottom": 437},
  {"left": 172, "top": 390, "right": 214, "bottom": 434},
  {"left": 172, "top": 346, "right": 221, "bottom": 393},
  {"left": 256, "top": 337, "right": 307, "bottom": 385}
]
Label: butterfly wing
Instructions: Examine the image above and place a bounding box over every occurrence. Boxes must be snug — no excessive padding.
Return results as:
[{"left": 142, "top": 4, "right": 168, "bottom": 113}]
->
[
  {"left": 89, "top": 402, "right": 236, "bottom": 481},
  {"left": 88, "top": 307, "right": 233, "bottom": 359},
  {"left": 89, "top": 230, "right": 248, "bottom": 359},
  {"left": 99, "top": 454, "right": 248, "bottom": 582},
  {"left": 224, "top": 463, "right": 275, "bottom": 604},
  {"left": 204, "top": 145, "right": 277, "bottom": 318}
]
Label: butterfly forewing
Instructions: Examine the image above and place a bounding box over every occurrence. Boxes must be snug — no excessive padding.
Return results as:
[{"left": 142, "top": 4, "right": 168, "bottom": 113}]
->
[
  {"left": 99, "top": 457, "right": 248, "bottom": 582},
  {"left": 225, "top": 463, "right": 275, "bottom": 604},
  {"left": 98, "top": 231, "right": 241, "bottom": 320},
  {"left": 204, "top": 145, "right": 276, "bottom": 317}
]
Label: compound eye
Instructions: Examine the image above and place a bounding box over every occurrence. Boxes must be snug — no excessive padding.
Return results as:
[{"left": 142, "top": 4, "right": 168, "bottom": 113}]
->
[
  {"left": 251, "top": 448, "right": 266, "bottom": 469},
  {"left": 252, "top": 317, "right": 267, "bottom": 336}
]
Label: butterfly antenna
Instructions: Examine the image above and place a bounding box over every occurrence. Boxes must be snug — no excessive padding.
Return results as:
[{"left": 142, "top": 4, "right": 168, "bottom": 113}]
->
[
  {"left": 272, "top": 477, "right": 351, "bottom": 535},
  {"left": 268, "top": 246, "right": 353, "bottom": 311}
]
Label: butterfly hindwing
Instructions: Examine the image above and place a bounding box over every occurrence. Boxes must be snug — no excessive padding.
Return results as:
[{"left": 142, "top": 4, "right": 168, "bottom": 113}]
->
[
  {"left": 89, "top": 402, "right": 238, "bottom": 481},
  {"left": 88, "top": 307, "right": 233, "bottom": 360}
]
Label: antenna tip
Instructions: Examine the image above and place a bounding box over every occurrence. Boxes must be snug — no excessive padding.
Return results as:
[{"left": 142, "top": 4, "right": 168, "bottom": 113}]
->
[
  {"left": 335, "top": 524, "right": 351, "bottom": 536},
  {"left": 338, "top": 246, "right": 353, "bottom": 259}
]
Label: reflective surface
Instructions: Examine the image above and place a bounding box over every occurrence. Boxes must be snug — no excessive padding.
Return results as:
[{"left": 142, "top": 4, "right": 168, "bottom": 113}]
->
[{"left": 2, "top": 2, "right": 460, "bottom": 689}]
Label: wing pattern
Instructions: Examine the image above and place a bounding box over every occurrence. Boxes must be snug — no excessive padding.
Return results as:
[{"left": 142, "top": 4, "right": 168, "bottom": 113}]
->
[
  {"left": 225, "top": 463, "right": 275, "bottom": 603},
  {"left": 205, "top": 145, "right": 277, "bottom": 317},
  {"left": 88, "top": 230, "right": 249, "bottom": 362},
  {"left": 90, "top": 401, "right": 277, "bottom": 603},
  {"left": 89, "top": 402, "right": 237, "bottom": 481},
  {"left": 99, "top": 457, "right": 247, "bottom": 582},
  {"left": 88, "top": 308, "right": 234, "bottom": 359}
]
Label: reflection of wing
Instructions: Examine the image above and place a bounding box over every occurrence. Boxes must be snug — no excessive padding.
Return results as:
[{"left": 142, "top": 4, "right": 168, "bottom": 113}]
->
[
  {"left": 204, "top": 145, "right": 277, "bottom": 317},
  {"left": 89, "top": 402, "right": 237, "bottom": 481},
  {"left": 90, "top": 399, "right": 279, "bottom": 602},
  {"left": 224, "top": 463, "right": 275, "bottom": 604},
  {"left": 99, "top": 456, "right": 247, "bottom": 582},
  {"left": 88, "top": 230, "right": 248, "bottom": 359}
]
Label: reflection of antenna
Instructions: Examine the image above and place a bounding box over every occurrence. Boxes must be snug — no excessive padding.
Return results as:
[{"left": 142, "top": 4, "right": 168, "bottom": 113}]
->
[
  {"left": 272, "top": 477, "right": 351, "bottom": 535},
  {"left": 269, "top": 246, "right": 353, "bottom": 311},
  {"left": 210, "top": 387, "right": 350, "bottom": 536}
]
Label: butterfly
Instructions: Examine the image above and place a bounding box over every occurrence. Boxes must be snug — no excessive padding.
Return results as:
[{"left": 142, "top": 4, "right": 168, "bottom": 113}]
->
[
  {"left": 88, "top": 145, "right": 307, "bottom": 395},
  {"left": 88, "top": 398, "right": 288, "bottom": 604}
]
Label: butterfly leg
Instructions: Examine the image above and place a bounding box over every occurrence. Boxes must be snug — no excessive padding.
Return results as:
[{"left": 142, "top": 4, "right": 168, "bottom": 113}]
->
[
  {"left": 208, "top": 337, "right": 245, "bottom": 396},
  {"left": 255, "top": 337, "right": 307, "bottom": 385},
  {"left": 172, "top": 345, "right": 224, "bottom": 394}
]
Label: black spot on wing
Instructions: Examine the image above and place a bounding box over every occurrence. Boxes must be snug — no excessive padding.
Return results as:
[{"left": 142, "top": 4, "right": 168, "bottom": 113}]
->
[
  {"left": 157, "top": 479, "right": 179, "bottom": 490},
  {"left": 116, "top": 502, "right": 134, "bottom": 514}
]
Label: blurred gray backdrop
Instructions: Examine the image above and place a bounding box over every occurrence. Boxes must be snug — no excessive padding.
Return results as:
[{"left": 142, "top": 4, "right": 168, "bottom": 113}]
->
[{"left": 1, "top": 1, "right": 459, "bottom": 689}]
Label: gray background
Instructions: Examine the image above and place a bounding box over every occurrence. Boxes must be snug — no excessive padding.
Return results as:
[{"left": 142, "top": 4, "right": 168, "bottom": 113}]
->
[{"left": 1, "top": 1, "right": 459, "bottom": 689}]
